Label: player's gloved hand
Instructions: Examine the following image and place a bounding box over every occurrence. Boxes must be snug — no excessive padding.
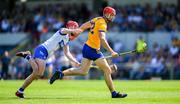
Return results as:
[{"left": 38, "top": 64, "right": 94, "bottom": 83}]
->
[{"left": 111, "top": 51, "right": 119, "bottom": 58}]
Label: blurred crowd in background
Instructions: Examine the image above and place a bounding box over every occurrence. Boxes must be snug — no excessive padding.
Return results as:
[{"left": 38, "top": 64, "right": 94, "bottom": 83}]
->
[
  {"left": 0, "top": 2, "right": 179, "bottom": 33},
  {"left": 0, "top": 2, "right": 180, "bottom": 80}
]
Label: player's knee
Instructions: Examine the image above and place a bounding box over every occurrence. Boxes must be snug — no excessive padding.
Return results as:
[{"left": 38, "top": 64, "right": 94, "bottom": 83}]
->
[
  {"left": 32, "top": 71, "right": 43, "bottom": 79},
  {"left": 109, "top": 69, "right": 112, "bottom": 74},
  {"left": 32, "top": 66, "right": 38, "bottom": 74},
  {"left": 81, "top": 72, "right": 88, "bottom": 76},
  {"left": 103, "top": 68, "right": 112, "bottom": 74},
  {"left": 37, "top": 75, "right": 43, "bottom": 79},
  {"left": 80, "top": 70, "right": 88, "bottom": 76},
  {"left": 78, "top": 67, "right": 89, "bottom": 76},
  {"left": 31, "top": 72, "right": 38, "bottom": 79},
  {"left": 36, "top": 71, "right": 44, "bottom": 78},
  {"left": 32, "top": 69, "right": 38, "bottom": 76},
  {"left": 33, "top": 74, "right": 43, "bottom": 79},
  {"left": 30, "top": 70, "right": 38, "bottom": 79}
]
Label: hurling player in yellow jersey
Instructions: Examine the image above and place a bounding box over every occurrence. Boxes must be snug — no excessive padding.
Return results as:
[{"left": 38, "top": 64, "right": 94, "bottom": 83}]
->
[{"left": 49, "top": 7, "right": 127, "bottom": 98}]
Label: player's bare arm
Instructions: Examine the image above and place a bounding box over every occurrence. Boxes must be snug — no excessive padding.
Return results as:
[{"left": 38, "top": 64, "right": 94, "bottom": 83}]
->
[
  {"left": 79, "top": 21, "right": 92, "bottom": 32},
  {"left": 70, "top": 21, "right": 92, "bottom": 35},
  {"left": 99, "top": 31, "right": 118, "bottom": 57},
  {"left": 60, "top": 28, "right": 75, "bottom": 34},
  {"left": 60, "top": 28, "right": 81, "bottom": 35},
  {"left": 63, "top": 45, "right": 80, "bottom": 67}
]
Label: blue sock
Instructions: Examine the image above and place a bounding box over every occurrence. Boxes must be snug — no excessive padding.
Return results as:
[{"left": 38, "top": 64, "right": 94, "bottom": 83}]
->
[
  {"left": 25, "top": 55, "right": 32, "bottom": 60},
  {"left": 19, "top": 87, "right": 24, "bottom": 92},
  {"left": 112, "top": 91, "right": 118, "bottom": 97}
]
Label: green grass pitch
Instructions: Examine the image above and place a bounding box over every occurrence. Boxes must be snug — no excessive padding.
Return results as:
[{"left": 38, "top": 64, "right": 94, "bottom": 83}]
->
[{"left": 0, "top": 80, "right": 180, "bottom": 104}]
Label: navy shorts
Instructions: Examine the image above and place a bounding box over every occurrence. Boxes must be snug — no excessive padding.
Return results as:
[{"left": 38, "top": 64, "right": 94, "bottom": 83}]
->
[
  {"left": 33, "top": 45, "right": 48, "bottom": 60},
  {"left": 82, "top": 44, "right": 104, "bottom": 61}
]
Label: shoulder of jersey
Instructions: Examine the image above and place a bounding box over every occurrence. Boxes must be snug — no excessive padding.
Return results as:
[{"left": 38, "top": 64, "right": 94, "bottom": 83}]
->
[
  {"left": 92, "top": 17, "right": 105, "bottom": 23},
  {"left": 97, "top": 17, "right": 106, "bottom": 24}
]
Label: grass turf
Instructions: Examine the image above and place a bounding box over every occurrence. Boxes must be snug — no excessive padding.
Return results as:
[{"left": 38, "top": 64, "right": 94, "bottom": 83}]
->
[{"left": 0, "top": 80, "right": 180, "bottom": 104}]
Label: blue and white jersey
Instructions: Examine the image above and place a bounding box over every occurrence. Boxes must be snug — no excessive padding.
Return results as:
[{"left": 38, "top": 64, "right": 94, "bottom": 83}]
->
[{"left": 42, "top": 29, "right": 69, "bottom": 55}]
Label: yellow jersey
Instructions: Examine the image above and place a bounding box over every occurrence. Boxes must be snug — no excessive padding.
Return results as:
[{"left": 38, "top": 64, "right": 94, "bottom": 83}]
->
[{"left": 86, "top": 17, "right": 107, "bottom": 49}]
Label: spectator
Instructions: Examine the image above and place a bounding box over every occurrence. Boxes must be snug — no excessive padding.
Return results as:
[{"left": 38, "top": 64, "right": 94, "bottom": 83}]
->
[
  {"left": 0, "top": 51, "right": 11, "bottom": 79},
  {"left": 169, "top": 44, "right": 179, "bottom": 58},
  {"left": 1, "top": 19, "right": 10, "bottom": 32},
  {"left": 149, "top": 55, "right": 165, "bottom": 76},
  {"left": 113, "top": 40, "right": 123, "bottom": 52},
  {"left": 0, "top": 2, "right": 179, "bottom": 33},
  {"left": 174, "top": 56, "right": 180, "bottom": 79}
]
